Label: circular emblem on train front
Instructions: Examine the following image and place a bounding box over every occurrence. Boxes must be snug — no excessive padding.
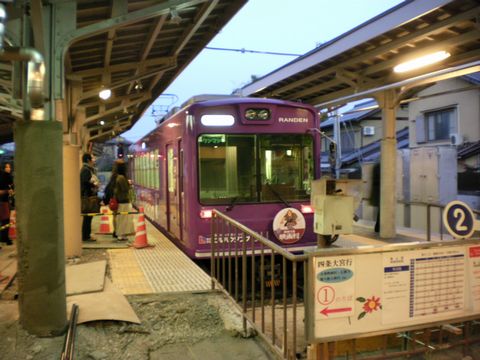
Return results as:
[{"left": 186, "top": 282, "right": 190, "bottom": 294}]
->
[{"left": 273, "top": 208, "right": 305, "bottom": 244}]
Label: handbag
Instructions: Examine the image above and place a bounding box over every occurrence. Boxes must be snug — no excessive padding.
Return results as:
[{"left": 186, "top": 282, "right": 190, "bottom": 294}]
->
[
  {"left": 109, "top": 197, "right": 119, "bottom": 212},
  {"left": 81, "top": 195, "right": 100, "bottom": 214}
]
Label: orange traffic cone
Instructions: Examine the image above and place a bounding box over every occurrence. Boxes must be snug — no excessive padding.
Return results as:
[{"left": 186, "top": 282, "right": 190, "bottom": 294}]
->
[
  {"left": 131, "top": 207, "right": 153, "bottom": 249},
  {"left": 96, "top": 207, "right": 112, "bottom": 234},
  {"left": 8, "top": 210, "right": 15, "bottom": 240}
]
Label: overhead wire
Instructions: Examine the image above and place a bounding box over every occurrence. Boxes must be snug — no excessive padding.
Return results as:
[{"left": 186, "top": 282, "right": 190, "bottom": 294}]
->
[{"left": 205, "top": 46, "right": 301, "bottom": 57}]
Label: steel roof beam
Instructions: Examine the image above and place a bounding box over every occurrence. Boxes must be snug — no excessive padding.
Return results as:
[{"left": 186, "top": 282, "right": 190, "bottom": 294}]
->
[
  {"left": 81, "top": 91, "right": 151, "bottom": 107},
  {"left": 172, "top": 0, "right": 218, "bottom": 57},
  {"left": 104, "top": 0, "right": 127, "bottom": 71},
  {"left": 83, "top": 95, "right": 150, "bottom": 125},
  {"left": 251, "top": 4, "right": 478, "bottom": 97},
  {"left": 147, "top": 1, "right": 218, "bottom": 93},
  {"left": 363, "top": 30, "right": 480, "bottom": 78},
  {"left": 313, "top": 60, "right": 480, "bottom": 109},
  {"left": 59, "top": 0, "right": 206, "bottom": 46},
  {"left": 66, "top": 56, "right": 176, "bottom": 79},
  {"left": 126, "top": 14, "right": 168, "bottom": 94},
  {"left": 55, "top": 0, "right": 206, "bottom": 99}
]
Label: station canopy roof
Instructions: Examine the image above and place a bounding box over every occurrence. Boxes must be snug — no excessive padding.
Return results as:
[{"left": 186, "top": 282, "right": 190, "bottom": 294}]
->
[
  {"left": 240, "top": 0, "right": 480, "bottom": 109},
  {"left": 0, "top": 0, "right": 246, "bottom": 144}
]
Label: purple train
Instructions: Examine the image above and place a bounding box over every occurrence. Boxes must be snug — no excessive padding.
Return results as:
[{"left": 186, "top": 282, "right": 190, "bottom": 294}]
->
[{"left": 129, "top": 96, "right": 321, "bottom": 258}]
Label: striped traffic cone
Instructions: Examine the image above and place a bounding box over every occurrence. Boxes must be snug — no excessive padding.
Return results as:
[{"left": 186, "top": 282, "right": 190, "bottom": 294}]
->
[
  {"left": 131, "top": 207, "right": 153, "bottom": 249},
  {"left": 8, "top": 210, "right": 15, "bottom": 240},
  {"left": 96, "top": 207, "right": 112, "bottom": 234}
]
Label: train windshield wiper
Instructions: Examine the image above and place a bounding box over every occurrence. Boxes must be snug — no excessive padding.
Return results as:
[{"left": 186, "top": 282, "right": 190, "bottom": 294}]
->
[
  {"left": 265, "top": 183, "right": 290, "bottom": 207},
  {"left": 225, "top": 196, "right": 238, "bottom": 212}
]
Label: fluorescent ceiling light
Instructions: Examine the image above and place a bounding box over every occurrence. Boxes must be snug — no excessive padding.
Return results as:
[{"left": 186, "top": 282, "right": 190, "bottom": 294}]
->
[
  {"left": 394, "top": 51, "right": 451, "bottom": 73},
  {"left": 99, "top": 88, "right": 111, "bottom": 100},
  {"left": 200, "top": 114, "right": 234, "bottom": 126}
]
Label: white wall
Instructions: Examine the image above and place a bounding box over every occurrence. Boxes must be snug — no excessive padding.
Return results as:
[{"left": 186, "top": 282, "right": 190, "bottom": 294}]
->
[{"left": 408, "top": 77, "right": 480, "bottom": 148}]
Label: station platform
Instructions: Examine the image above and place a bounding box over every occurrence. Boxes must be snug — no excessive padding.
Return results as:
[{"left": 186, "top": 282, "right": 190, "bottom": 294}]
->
[
  {"left": 1, "top": 215, "right": 476, "bottom": 360},
  {"left": 86, "top": 212, "right": 212, "bottom": 295},
  {"left": 337, "top": 219, "right": 455, "bottom": 248},
  {"left": 97, "top": 217, "right": 451, "bottom": 297}
]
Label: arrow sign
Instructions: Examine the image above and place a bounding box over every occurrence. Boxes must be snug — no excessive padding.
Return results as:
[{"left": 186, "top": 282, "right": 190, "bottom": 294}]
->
[{"left": 320, "top": 307, "right": 352, "bottom": 317}]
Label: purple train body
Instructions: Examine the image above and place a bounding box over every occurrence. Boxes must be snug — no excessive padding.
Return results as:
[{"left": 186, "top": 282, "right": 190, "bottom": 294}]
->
[{"left": 129, "top": 97, "right": 321, "bottom": 258}]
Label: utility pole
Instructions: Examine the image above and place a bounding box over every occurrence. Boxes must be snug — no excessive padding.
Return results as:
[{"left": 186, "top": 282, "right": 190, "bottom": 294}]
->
[{"left": 333, "top": 113, "right": 342, "bottom": 179}]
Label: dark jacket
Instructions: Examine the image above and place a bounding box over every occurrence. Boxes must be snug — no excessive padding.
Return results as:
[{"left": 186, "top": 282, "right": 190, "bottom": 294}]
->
[
  {"left": 80, "top": 164, "right": 96, "bottom": 197},
  {"left": 114, "top": 174, "right": 130, "bottom": 203},
  {"left": 103, "top": 174, "right": 117, "bottom": 204},
  {"left": 369, "top": 162, "right": 380, "bottom": 207},
  {"left": 0, "top": 171, "right": 11, "bottom": 202}
]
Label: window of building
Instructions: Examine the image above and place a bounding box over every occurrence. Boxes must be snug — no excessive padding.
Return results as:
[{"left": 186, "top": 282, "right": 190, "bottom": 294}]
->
[
  {"left": 340, "top": 130, "right": 355, "bottom": 153},
  {"left": 416, "top": 107, "right": 457, "bottom": 143}
]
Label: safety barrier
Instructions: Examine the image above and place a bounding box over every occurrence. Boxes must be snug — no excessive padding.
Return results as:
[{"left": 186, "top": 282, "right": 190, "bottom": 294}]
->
[
  {"left": 398, "top": 200, "right": 480, "bottom": 242},
  {"left": 0, "top": 222, "right": 12, "bottom": 231},
  {"left": 210, "top": 209, "right": 480, "bottom": 359},
  {"left": 211, "top": 209, "right": 308, "bottom": 359},
  {"left": 80, "top": 211, "right": 139, "bottom": 216}
]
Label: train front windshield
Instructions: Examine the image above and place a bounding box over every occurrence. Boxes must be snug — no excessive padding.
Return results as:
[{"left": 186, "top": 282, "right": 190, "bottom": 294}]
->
[{"left": 198, "top": 134, "right": 313, "bottom": 204}]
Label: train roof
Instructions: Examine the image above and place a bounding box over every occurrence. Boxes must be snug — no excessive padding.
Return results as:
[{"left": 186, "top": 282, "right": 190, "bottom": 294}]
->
[{"left": 184, "top": 95, "right": 317, "bottom": 111}]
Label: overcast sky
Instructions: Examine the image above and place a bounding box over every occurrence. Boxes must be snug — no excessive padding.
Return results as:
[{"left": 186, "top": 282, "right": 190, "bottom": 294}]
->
[{"left": 122, "top": 0, "right": 404, "bottom": 142}]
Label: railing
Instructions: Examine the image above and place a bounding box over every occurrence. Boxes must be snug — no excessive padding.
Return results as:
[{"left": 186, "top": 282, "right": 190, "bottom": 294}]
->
[
  {"left": 210, "top": 209, "right": 480, "bottom": 360},
  {"left": 210, "top": 209, "right": 308, "bottom": 359},
  {"left": 398, "top": 200, "right": 480, "bottom": 242}
]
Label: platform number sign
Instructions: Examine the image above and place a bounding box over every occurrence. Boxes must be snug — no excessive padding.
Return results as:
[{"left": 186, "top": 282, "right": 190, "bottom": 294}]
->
[{"left": 443, "top": 201, "right": 478, "bottom": 239}]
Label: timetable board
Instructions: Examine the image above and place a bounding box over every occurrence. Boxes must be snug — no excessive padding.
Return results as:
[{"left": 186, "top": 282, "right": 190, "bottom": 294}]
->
[{"left": 306, "top": 242, "right": 480, "bottom": 341}]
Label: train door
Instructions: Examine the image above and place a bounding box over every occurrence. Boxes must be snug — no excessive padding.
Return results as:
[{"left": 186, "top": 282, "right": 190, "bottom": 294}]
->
[
  {"left": 178, "top": 140, "right": 184, "bottom": 242},
  {"left": 166, "top": 143, "right": 180, "bottom": 236}
]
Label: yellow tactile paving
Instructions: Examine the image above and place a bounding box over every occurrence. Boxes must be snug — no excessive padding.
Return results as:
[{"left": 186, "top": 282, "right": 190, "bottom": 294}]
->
[
  {"left": 107, "top": 218, "right": 211, "bottom": 295},
  {"left": 133, "top": 224, "right": 211, "bottom": 293},
  {"left": 107, "top": 249, "right": 153, "bottom": 295}
]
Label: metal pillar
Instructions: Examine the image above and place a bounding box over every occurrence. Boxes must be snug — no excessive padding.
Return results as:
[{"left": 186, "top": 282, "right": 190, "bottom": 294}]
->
[
  {"left": 333, "top": 113, "right": 342, "bottom": 179},
  {"left": 376, "top": 90, "right": 398, "bottom": 238}
]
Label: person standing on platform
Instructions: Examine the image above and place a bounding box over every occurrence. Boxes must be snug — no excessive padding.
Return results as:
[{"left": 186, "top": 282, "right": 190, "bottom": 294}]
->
[
  {"left": 113, "top": 159, "right": 134, "bottom": 241},
  {"left": 0, "top": 163, "right": 13, "bottom": 245},
  {"left": 80, "top": 153, "right": 98, "bottom": 242},
  {"left": 3, "top": 163, "right": 14, "bottom": 210},
  {"left": 104, "top": 161, "right": 119, "bottom": 238}
]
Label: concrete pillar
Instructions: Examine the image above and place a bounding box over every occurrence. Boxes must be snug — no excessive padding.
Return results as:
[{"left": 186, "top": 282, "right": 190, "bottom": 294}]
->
[
  {"left": 377, "top": 90, "right": 398, "bottom": 238},
  {"left": 380, "top": 138, "right": 397, "bottom": 238},
  {"left": 15, "top": 121, "right": 67, "bottom": 336},
  {"left": 63, "top": 144, "right": 82, "bottom": 258}
]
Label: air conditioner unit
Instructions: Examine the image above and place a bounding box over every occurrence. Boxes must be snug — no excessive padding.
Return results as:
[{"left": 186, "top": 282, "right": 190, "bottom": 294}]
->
[
  {"left": 450, "top": 133, "right": 463, "bottom": 145},
  {"left": 363, "top": 126, "right": 375, "bottom": 136}
]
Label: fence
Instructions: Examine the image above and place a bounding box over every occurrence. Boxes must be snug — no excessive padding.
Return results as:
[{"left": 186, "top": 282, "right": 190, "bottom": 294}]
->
[
  {"left": 398, "top": 200, "right": 480, "bottom": 242},
  {"left": 210, "top": 209, "right": 480, "bottom": 359},
  {"left": 211, "top": 209, "right": 308, "bottom": 359}
]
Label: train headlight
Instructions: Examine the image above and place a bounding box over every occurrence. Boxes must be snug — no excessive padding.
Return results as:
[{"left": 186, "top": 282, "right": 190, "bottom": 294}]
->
[
  {"left": 257, "top": 109, "right": 270, "bottom": 120},
  {"left": 199, "top": 209, "right": 213, "bottom": 219},
  {"left": 244, "top": 108, "right": 270, "bottom": 121},
  {"left": 245, "top": 109, "right": 257, "bottom": 120},
  {"left": 300, "top": 204, "right": 314, "bottom": 214}
]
